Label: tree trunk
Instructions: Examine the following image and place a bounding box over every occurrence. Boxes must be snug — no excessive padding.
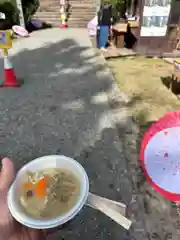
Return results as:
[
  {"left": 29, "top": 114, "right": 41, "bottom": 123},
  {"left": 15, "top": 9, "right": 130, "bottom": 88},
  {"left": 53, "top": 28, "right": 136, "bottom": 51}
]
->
[{"left": 16, "top": 0, "right": 25, "bottom": 27}]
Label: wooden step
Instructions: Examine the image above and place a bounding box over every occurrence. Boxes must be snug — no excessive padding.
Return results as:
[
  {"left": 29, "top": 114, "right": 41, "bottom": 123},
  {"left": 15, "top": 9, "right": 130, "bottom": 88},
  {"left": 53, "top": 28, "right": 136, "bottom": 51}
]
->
[
  {"left": 68, "top": 24, "right": 87, "bottom": 28},
  {"left": 68, "top": 13, "right": 95, "bottom": 18},
  {"left": 39, "top": 0, "right": 95, "bottom": 5},
  {"left": 69, "top": 10, "right": 95, "bottom": 15},
  {"left": 68, "top": 19, "right": 92, "bottom": 24},
  {"left": 34, "top": 14, "right": 92, "bottom": 22},
  {"left": 68, "top": 19, "right": 94, "bottom": 23},
  {"left": 68, "top": 22, "right": 88, "bottom": 28},
  {"left": 34, "top": 0, "right": 96, "bottom": 28},
  {"left": 33, "top": 15, "right": 60, "bottom": 20},
  {"left": 39, "top": 3, "right": 95, "bottom": 9},
  {"left": 68, "top": 3, "right": 95, "bottom": 7},
  {"left": 32, "top": 17, "right": 88, "bottom": 28},
  {"left": 32, "top": 19, "right": 60, "bottom": 27},
  {"left": 35, "top": 11, "right": 60, "bottom": 15},
  {"left": 40, "top": 0, "right": 93, "bottom": 2},
  {"left": 38, "top": 8, "right": 95, "bottom": 14},
  {"left": 35, "top": 12, "right": 94, "bottom": 20},
  {"left": 34, "top": 14, "right": 60, "bottom": 20}
]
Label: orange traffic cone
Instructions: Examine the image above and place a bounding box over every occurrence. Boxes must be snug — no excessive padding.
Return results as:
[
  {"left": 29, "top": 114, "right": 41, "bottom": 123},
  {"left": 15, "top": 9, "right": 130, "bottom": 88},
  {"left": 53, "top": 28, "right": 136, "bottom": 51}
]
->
[
  {"left": 61, "top": 20, "right": 67, "bottom": 29},
  {"left": 1, "top": 51, "right": 20, "bottom": 88},
  {"left": 61, "top": 24, "right": 67, "bottom": 29}
]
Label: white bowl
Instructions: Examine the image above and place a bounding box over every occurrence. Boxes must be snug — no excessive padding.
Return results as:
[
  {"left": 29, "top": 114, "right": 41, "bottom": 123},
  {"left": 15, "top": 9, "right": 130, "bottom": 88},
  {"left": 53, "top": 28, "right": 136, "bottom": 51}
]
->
[{"left": 7, "top": 155, "right": 89, "bottom": 229}]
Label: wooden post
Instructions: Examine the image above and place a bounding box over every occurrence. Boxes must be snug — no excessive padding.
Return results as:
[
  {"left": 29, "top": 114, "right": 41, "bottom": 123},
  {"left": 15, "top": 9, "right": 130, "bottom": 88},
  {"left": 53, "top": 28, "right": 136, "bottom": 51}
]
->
[{"left": 3, "top": 48, "right": 8, "bottom": 57}]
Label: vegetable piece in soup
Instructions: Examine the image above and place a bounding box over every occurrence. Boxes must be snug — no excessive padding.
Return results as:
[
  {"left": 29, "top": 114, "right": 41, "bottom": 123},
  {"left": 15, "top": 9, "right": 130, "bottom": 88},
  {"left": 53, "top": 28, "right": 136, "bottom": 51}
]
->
[{"left": 19, "top": 168, "right": 81, "bottom": 219}]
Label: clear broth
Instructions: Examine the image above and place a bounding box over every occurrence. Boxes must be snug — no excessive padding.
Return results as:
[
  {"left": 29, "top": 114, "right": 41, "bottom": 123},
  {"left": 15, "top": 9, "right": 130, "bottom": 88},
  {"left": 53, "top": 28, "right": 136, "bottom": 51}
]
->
[{"left": 19, "top": 168, "right": 81, "bottom": 220}]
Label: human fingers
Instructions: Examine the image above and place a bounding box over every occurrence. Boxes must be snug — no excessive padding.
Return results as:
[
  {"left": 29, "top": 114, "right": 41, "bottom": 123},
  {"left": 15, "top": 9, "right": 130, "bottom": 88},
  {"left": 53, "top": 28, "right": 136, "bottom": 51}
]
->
[{"left": 0, "top": 158, "right": 15, "bottom": 191}]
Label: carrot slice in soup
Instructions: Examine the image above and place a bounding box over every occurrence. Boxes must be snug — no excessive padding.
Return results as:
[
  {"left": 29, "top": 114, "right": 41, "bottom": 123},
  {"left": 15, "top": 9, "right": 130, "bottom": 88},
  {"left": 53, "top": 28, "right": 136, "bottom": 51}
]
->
[{"left": 35, "top": 176, "right": 49, "bottom": 198}]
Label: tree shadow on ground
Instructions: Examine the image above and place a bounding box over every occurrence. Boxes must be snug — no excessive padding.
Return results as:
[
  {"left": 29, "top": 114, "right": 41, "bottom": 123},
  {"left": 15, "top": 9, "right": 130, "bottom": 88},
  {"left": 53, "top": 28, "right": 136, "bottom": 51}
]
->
[
  {"left": 0, "top": 36, "right": 133, "bottom": 239},
  {"left": 58, "top": 127, "right": 133, "bottom": 240}
]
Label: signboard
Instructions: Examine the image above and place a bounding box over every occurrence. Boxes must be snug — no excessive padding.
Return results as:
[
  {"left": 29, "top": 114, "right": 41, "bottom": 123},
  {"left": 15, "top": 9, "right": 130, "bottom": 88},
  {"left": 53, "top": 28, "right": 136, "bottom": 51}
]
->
[
  {"left": 0, "top": 31, "right": 12, "bottom": 49},
  {"left": 140, "top": 0, "right": 172, "bottom": 37}
]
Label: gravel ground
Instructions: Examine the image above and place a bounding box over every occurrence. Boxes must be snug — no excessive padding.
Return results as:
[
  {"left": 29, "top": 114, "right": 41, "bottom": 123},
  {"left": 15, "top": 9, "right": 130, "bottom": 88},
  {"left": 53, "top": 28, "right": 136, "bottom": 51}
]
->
[{"left": 0, "top": 28, "right": 177, "bottom": 240}]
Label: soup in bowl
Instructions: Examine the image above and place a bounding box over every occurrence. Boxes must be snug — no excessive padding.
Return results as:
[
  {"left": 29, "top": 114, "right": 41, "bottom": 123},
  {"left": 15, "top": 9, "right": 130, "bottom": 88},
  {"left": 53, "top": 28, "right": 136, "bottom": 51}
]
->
[{"left": 8, "top": 155, "right": 89, "bottom": 229}]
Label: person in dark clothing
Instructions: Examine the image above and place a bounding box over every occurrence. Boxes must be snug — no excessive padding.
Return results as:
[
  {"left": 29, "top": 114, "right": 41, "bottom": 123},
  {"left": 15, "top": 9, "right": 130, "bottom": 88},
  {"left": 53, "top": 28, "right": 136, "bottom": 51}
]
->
[{"left": 98, "top": 1, "right": 113, "bottom": 51}]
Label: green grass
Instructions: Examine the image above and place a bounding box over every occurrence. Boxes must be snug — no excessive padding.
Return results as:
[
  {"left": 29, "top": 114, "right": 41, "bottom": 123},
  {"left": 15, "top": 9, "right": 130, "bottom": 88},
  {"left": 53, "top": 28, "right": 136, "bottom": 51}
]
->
[{"left": 108, "top": 57, "right": 180, "bottom": 125}]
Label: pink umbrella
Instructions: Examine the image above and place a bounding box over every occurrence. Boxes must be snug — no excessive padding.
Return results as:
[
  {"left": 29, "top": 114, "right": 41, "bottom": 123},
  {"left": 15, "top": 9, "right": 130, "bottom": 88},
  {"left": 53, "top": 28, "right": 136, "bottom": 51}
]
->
[
  {"left": 140, "top": 111, "right": 180, "bottom": 202},
  {"left": 87, "top": 16, "right": 97, "bottom": 36}
]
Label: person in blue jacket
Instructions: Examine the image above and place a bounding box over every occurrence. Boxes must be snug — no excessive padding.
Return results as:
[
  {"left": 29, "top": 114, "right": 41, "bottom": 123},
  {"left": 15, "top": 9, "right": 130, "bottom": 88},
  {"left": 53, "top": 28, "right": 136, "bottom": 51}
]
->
[{"left": 98, "top": 1, "right": 113, "bottom": 52}]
